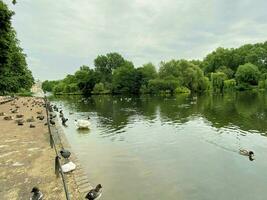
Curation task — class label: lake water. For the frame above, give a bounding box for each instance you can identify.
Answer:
[50,92,267,200]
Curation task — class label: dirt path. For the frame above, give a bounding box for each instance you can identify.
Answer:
[0,97,81,199]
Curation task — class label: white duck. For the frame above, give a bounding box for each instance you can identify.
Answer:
[75,119,91,129]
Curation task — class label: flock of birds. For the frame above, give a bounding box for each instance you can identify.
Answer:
[0,98,102,199]
[41,103,101,200]
[0,97,46,128]
[48,104,91,129]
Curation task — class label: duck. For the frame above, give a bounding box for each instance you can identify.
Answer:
[239,149,255,160]
[75,119,91,129]
[85,184,102,200]
[30,187,43,200]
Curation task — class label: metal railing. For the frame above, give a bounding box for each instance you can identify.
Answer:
[44,96,71,200]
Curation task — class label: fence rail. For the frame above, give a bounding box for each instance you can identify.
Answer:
[44,96,71,200]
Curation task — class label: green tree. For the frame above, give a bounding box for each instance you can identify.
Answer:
[211,72,227,93]
[112,62,141,94]
[0,1,33,94]
[94,52,126,83]
[235,63,260,90]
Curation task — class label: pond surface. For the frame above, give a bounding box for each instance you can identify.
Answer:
[50,92,267,200]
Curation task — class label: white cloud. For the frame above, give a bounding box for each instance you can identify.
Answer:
[4,0,267,80]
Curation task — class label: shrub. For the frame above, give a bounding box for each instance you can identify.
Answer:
[175,86,191,94]
[211,72,227,92]
[223,79,236,92]
[235,63,260,88]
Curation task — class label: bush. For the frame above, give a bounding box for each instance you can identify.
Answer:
[223,79,236,92]
[175,86,191,94]
[53,83,65,94]
[211,72,227,92]
[235,63,260,88]
[93,82,110,94]
[148,79,180,94]
[64,83,79,93]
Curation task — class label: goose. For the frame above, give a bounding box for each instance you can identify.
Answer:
[30,187,43,200]
[75,119,91,129]
[85,184,102,200]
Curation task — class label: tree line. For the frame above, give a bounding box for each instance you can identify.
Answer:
[0,1,34,95]
[43,41,267,95]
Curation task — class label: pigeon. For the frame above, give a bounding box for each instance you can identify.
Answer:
[0,112,5,116]
[30,187,43,200]
[37,115,45,120]
[61,117,68,126]
[26,116,35,122]
[60,149,71,159]
[50,119,55,125]
[11,109,18,113]
[85,184,102,200]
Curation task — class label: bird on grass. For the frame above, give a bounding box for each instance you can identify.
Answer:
[85,184,102,200]
[30,187,43,200]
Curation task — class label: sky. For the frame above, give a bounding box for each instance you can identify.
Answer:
[4,0,267,80]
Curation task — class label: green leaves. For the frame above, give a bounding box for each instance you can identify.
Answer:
[0,1,33,94]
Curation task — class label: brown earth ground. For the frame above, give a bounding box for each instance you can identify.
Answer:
[0,97,81,200]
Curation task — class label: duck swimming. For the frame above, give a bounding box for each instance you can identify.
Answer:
[85,184,102,200]
[239,149,255,160]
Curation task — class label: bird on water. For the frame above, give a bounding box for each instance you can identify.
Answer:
[30,187,43,200]
[239,149,255,161]
[85,184,103,200]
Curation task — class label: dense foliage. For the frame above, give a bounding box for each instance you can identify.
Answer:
[0,1,34,94]
[43,40,267,95]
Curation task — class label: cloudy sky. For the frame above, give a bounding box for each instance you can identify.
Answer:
[5,0,267,80]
